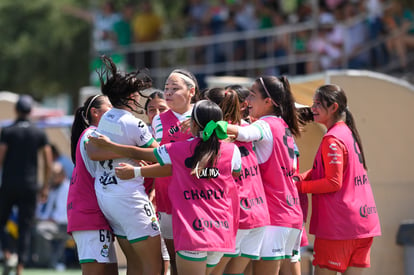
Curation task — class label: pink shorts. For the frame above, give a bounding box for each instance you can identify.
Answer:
[313,237,373,273]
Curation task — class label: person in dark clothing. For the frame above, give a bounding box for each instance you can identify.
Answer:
[0,95,53,275]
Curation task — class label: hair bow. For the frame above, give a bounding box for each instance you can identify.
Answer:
[202,121,228,141]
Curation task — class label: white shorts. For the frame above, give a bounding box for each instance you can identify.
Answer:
[72,230,117,264]
[177,250,224,267]
[96,192,160,242]
[291,225,304,262]
[158,212,173,239]
[224,227,266,260]
[259,226,301,260]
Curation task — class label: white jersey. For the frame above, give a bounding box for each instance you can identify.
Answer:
[80,127,98,177]
[236,115,275,164]
[94,108,155,196]
[152,109,192,143]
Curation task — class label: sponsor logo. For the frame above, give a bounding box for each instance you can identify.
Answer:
[168,125,179,135]
[192,218,229,232]
[328,260,341,267]
[99,171,118,186]
[286,195,300,206]
[281,166,295,177]
[240,196,265,210]
[360,204,377,218]
[137,121,145,128]
[195,167,220,179]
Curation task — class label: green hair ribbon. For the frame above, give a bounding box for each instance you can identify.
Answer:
[202,121,228,141]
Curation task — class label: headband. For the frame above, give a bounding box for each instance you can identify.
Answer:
[202,120,228,141]
[170,72,196,88]
[193,101,203,128]
[259,77,279,107]
[85,94,100,116]
[82,94,101,124]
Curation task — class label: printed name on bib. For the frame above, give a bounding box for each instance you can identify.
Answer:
[235,165,258,182]
[184,189,224,200]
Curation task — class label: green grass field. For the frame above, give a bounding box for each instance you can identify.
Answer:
[0,266,128,275]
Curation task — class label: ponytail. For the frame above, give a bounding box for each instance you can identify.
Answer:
[206,87,241,125]
[345,108,367,169]
[257,76,300,137]
[190,100,224,178]
[315,84,368,169]
[71,107,89,164]
[70,94,107,164]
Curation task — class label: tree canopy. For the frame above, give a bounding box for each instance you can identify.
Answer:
[0,0,91,102]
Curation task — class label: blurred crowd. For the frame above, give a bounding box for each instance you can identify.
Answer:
[66,0,414,76]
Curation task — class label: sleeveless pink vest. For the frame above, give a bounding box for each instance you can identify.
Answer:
[155,110,193,213]
[259,117,303,229]
[165,139,239,252]
[309,122,381,239]
[67,127,111,233]
[234,137,270,229]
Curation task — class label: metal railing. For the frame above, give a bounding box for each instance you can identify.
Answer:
[93,12,406,88]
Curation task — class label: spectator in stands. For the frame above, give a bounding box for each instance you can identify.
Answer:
[323,0,346,11]
[35,162,70,271]
[383,1,414,71]
[113,3,134,47]
[271,13,290,75]
[132,1,163,69]
[215,10,245,73]
[342,2,370,69]
[278,0,299,23]
[113,2,135,69]
[307,16,342,72]
[293,29,311,74]
[205,0,230,35]
[182,0,210,37]
[51,144,74,181]
[234,0,258,31]
[63,1,121,54]
[365,0,389,67]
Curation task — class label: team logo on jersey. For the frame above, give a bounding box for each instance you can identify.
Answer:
[151,217,159,231]
[101,244,109,257]
[329,143,338,151]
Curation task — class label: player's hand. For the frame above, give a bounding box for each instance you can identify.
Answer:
[180,118,191,134]
[115,163,136,180]
[88,132,112,148]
